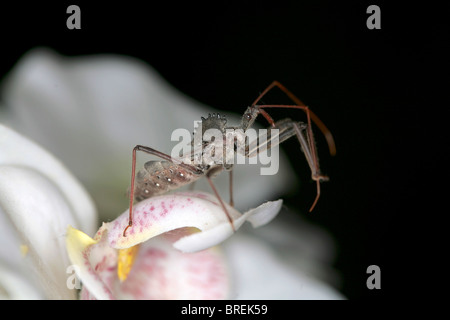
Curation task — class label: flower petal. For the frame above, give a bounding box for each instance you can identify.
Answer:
[0,166,79,299]
[0,124,97,236]
[0,262,43,299]
[0,124,98,299]
[106,192,282,252]
[68,225,231,300]
[173,198,283,252]
[224,234,345,299]
[116,235,230,299]
[66,226,116,300]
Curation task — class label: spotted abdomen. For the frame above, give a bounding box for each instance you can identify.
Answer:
[133,161,200,201]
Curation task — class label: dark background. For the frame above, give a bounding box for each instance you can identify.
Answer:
[0,1,443,299]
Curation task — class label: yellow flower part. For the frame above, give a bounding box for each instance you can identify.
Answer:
[117,245,140,282]
[20,244,29,257]
[66,226,97,255]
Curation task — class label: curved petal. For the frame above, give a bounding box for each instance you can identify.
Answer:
[173,198,283,252]
[0,124,97,235]
[66,226,116,300]
[0,166,79,299]
[106,192,283,252]
[0,124,98,299]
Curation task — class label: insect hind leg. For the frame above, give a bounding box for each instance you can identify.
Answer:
[252,81,336,156]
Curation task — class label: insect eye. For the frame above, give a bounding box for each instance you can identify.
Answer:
[245,113,252,120]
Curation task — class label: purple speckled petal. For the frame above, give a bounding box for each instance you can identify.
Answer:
[107,191,283,252]
[106,192,242,249]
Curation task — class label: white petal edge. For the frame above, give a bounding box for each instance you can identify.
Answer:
[173,199,283,252]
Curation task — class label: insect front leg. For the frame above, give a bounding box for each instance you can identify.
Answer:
[123,145,203,237]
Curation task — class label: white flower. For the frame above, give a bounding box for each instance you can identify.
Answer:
[1,49,344,299]
[66,191,283,299]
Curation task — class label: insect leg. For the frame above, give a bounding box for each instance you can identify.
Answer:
[245,119,328,211]
[251,104,330,208]
[228,170,234,207]
[252,81,336,156]
[205,171,236,232]
[123,145,202,237]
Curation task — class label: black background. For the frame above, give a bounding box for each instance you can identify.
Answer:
[0,1,443,300]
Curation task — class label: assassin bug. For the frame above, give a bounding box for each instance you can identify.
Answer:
[122,81,336,237]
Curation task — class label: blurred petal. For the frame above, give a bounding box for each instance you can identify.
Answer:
[105,191,282,252]
[0,124,97,235]
[0,263,43,299]
[224,234,345,299]
[0,124,98,299]
[243,210,341,287]
[0,166,77,299]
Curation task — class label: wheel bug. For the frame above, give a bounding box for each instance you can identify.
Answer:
[122,81,336,237]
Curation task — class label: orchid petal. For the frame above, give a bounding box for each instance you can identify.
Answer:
[116,235,230,299]
[66,226,116,300]
[67,225,230,300]
[0,124,98,299]
[0,166,78,299]
[66,191,281,300]
[0,262,43,299]
[105,192,282,252]
[0,124,97,236]
[173,198,283,252]
[224,234,345,299]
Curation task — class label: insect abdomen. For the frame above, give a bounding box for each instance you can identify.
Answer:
[134,161,200,201]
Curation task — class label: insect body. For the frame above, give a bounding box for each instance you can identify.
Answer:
[123,81,336,237]
[133,160,201,202]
